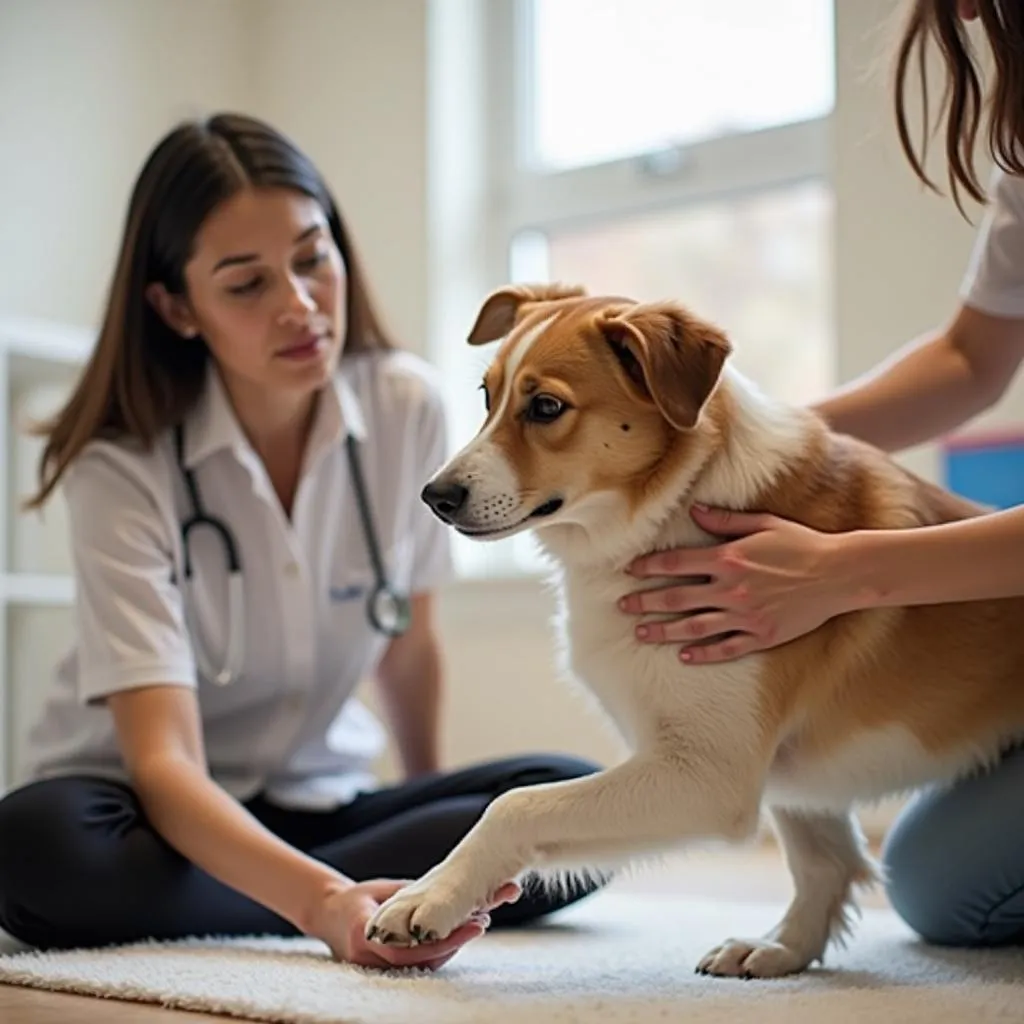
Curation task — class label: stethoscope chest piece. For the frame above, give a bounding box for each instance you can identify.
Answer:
[369,585,412,638]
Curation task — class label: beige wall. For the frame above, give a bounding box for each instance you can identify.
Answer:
[2,1,1021,832]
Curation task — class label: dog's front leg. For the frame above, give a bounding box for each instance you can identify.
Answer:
[365,753,760,947]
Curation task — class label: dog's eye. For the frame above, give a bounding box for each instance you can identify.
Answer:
[479,382,490,412]
[526,394,565,423]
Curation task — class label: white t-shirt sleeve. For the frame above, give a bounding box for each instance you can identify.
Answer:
[960,167,1024,318]
[63,446,196,704]
[407,377,456,594]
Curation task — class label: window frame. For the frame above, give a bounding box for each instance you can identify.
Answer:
[486,0,832,250]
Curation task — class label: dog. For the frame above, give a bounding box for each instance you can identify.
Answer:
[365,282,1024,977]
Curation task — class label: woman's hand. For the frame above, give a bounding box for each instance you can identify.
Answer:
[311,878,521,970]
[619,504,857,663]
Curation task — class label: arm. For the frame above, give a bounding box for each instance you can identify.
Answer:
[374,592,444,778]
[818,168,1024,450]
[107,684,348,935]
[835,503,1024,609]
[106,683,497,965]
[812,304,1024,451]
[67,453,342,931]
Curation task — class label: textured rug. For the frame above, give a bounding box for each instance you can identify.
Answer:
[1,892,1023,1023]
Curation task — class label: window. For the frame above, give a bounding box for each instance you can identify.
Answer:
[527,0,834,173]
[432,0,836,580]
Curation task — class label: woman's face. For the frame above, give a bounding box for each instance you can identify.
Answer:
[153,185,347,404]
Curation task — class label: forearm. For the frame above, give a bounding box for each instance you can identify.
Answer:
[812,329,991,452]
[376,636,443,778]
[835,504,1024,609]
[132,755,351,933]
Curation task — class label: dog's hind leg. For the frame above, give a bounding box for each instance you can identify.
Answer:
[698,807,881,979]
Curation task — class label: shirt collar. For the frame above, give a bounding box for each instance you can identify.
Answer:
[181,360,367,470]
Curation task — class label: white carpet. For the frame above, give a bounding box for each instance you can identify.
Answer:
[1,892,1023,1023]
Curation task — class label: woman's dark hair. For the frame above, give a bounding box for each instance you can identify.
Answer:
[27,111,395,509]
[894,0,1024,213]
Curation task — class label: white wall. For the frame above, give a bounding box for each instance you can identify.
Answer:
[248,0,432,357]
[0,0,254,328]
[2,1,1020,834]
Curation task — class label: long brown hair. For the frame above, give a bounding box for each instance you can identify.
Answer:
[894,0,1024,214]
[27,112,395,510]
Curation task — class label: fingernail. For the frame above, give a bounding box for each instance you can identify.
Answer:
[693,502,708,512]
[636,625,648,639]
[679,649,692,662]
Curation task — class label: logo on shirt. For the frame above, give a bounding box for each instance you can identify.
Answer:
[329,583,366,603]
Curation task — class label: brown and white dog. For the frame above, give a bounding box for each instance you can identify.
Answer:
[366,283,1024,977]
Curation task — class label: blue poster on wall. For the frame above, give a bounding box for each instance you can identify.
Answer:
[942,431,1024,510]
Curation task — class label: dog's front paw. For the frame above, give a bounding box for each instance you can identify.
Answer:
[365,873,481,947]
[696,937,815,979]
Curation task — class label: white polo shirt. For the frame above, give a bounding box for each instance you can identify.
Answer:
[961,166,1024,316]
[22,348,453,809]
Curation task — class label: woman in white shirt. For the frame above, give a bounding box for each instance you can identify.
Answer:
[0,112,602,968]
[620,0,1024,948]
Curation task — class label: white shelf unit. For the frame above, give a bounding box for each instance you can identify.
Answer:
[0,316,93,791]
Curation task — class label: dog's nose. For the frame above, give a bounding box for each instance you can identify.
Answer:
[421,480,469,520]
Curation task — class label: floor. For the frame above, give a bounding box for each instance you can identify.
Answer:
[0,838,893,1023]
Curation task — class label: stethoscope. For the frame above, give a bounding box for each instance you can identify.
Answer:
[173,423,412,687]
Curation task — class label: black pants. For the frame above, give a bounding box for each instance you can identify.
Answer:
[0,753,604,950]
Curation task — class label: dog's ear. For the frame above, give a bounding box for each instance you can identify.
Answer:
[596,302,732,430]
[467,282,587,345]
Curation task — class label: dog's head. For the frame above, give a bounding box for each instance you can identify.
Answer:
[421,283,732,542]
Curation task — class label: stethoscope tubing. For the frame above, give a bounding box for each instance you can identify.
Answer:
[173,419,410,687]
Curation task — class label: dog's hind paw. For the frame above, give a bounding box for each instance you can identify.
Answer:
[696,938,815,979]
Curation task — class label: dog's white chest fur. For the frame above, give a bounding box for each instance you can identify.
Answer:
[550,558,766,758]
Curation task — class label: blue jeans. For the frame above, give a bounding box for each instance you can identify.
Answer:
[883,745,1024,946]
